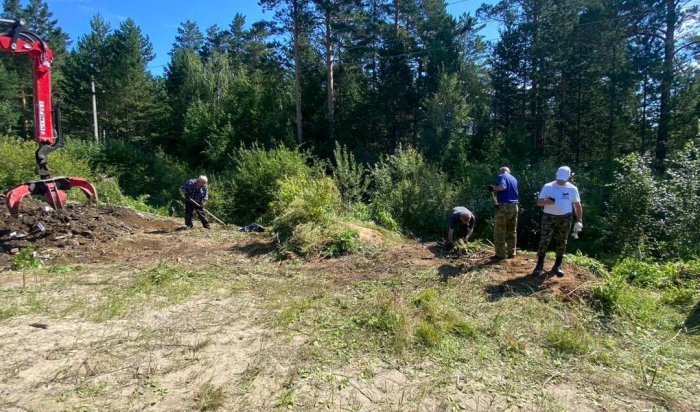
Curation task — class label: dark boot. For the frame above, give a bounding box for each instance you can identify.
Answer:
[532,255,545,277]
[552,255,565,277]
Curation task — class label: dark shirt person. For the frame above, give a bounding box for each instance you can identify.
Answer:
[180,176,210,229]
[446,206,475,249]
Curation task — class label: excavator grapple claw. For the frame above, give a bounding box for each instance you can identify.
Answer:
[1,19,99,216]
[5,177,98,216]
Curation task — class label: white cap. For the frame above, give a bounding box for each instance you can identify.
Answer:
[556,166,571,181]
[198,175,208,183]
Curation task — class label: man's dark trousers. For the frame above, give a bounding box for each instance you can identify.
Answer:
[185,200,210,228]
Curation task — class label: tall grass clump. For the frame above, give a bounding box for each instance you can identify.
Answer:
[371,147,455,237]
[591,257,698,328]
[271,173,358,257]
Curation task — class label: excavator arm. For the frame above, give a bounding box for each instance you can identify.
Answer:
[1,18,97,215]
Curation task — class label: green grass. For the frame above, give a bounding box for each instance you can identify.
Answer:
[0,235,698,409]
[249,256,700,410]
[0,262,243,323]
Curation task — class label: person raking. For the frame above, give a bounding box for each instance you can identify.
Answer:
[180,175,210,229]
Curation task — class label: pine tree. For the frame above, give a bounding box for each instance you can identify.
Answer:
[171,20,203,54]
[61,14,111,139]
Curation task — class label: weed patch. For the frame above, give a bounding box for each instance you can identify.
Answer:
[194,383,225,411]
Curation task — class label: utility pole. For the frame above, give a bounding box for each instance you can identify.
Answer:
[90,77,99,144]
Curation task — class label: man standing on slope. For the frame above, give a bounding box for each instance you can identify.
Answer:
[180,175,210,229]
[489,167,519,260]
[532,166,583,277]
[445,206,475,250]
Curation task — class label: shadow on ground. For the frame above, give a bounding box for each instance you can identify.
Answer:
[437,259,502,282]
[485,273,551,301]
[229,237,277,257]
[685,301,700,334]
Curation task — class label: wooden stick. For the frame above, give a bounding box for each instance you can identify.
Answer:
[187,199,228,226]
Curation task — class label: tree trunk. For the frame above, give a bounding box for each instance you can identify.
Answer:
[641,72,649,153]
[325,8,335,139]
[607,44,617,157]
[20,89,29,138]
[656,0,676,167]
[293,0,303,144]
[394,0,400,33]
[575,73,582,163]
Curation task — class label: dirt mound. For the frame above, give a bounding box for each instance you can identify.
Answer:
[0,202,179,267]
[437,251,597,301]
[346,223,384,245]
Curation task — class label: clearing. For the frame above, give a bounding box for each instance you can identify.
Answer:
[1,205,698,411]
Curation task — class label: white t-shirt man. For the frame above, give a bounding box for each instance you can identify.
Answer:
[538,181,580,216]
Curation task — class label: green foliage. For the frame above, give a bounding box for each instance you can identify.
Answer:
[371,147,455,237]
[88,141,190,209]
[0,137,92,190]
[271,175,339,240]
[592,257,698,327]
[605,146,700,260]
[270,173,358,257]
[565,252,608,277]
[331,143,369,206]
[227,145,312,224]
[11,247,42,270]
[544,326,593,357]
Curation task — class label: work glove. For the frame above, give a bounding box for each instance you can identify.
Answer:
[572,221,583,239]
[444,241,454,251]
[486,185,496,192]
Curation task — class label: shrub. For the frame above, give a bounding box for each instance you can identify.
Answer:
[604,146,700,260]
[228,145,313,224]
[0,137,93,190]
[11,247,42,270]
[88,142,191,209]
[332,143,369,207]
[371,147,455,237]
[271,175,341,242]
[612,259,672,289]
[270,174,359,257]
[566,252,608,277]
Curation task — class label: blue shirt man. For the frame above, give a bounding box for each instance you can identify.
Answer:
[495,169,519,204]
[491,167,519,259]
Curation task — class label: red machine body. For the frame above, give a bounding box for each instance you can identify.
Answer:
[1,19,97,215]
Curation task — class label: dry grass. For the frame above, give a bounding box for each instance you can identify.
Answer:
[0,227,698,411]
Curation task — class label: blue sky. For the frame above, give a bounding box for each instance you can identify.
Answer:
[45,0,499,75]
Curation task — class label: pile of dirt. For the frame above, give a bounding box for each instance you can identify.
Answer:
[0,203,179,265]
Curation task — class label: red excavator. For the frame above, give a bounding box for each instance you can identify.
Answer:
[1,18,97,215]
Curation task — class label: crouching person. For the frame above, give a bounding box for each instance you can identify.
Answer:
[446,206,475,250]
[532,167,583,277]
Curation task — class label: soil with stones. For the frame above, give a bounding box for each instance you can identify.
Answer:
[0,203,179,268]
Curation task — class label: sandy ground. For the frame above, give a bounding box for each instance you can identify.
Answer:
[2,206,676,411]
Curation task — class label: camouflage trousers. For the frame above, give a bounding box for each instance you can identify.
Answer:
[537,213,572,258]
[494,204,518,257]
